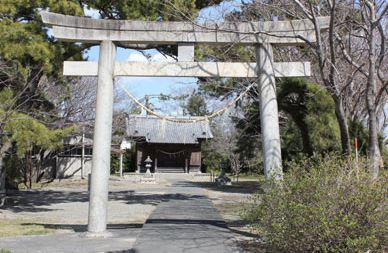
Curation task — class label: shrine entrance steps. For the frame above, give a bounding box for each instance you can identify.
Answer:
[157,167,185,173]
[123,173,213,183]
[157,173,212,182]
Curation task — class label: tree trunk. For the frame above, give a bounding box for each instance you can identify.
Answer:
[367,106,380,179]
[333,95,351,154]
[0,142,11,206]
[0,155,6,206]
[285,109,314,156]
[312,7,352,156]
[296,119,314,156]
[28,151,32,189]
[365,1,381,179]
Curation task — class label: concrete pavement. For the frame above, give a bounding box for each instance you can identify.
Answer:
[0,225,140,253]
[0,180,241,253]
[132,180,240,253]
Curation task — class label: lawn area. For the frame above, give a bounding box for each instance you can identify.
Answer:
[0,219,58,237]
[17,179,88,190]
[196,174,265,194]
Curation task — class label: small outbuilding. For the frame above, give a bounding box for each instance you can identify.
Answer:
[126,115,213,173]
[56,135,93,178]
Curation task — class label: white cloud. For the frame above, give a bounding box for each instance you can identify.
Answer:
[83,6,101,19]
[127,53,148,62]
[151,53,176,62]
[127,51,176,62]
[197,0,247,23]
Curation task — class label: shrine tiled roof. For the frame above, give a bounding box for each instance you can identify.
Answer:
[126,115,213,144]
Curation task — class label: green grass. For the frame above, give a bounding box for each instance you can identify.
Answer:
[214,202,247,217]
[0,249,12,253]
[0,219,57,237]
[18,179,88,190]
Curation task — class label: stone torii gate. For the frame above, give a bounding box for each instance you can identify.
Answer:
[41,11,329,236]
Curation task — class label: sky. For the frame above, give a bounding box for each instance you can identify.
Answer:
[85,47,197,100]
[83,0,246,114]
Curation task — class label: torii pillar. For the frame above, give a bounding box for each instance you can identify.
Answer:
[87,40,116,234]
[257,44,282,179]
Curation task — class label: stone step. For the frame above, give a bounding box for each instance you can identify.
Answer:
[157,167,185,173]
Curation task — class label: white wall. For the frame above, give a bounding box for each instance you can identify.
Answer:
[56,157,92,178]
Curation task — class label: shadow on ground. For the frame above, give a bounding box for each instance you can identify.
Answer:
[1,189,208,213]
[21,223,143,233]
[192,181,263,194]
[106,251,136,253]
[146,218,227,227]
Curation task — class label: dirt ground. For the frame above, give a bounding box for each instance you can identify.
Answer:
[1,176,265,252]
[0,177,168,237]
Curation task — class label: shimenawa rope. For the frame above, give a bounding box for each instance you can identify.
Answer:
[120,82,254,123]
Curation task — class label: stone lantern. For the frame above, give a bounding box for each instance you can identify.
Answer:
[144,156,153,174]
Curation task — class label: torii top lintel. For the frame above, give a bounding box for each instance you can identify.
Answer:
[41,11,329,45]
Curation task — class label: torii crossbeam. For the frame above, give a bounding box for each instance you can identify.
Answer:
[41,11,329,236]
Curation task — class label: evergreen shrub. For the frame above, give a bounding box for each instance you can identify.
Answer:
[244,156,387,252]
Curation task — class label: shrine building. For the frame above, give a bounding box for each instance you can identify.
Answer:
[126,115,213,173]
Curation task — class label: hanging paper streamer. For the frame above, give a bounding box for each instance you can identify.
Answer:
[157,149,186,157]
